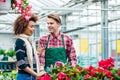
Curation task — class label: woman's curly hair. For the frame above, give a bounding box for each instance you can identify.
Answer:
[13,13,39,35]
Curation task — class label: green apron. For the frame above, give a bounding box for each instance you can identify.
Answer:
[45,35,67,70]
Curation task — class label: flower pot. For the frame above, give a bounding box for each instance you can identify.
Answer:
[2,55,8,61]
[0,0,11,15]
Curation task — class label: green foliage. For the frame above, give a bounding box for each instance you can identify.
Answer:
[6,48,16,57]
[48,61,120,80]
[0,48,15,57]
[114,74,120,80]
[0,71,17,80]
[11,0,14,5]
[0,48,6,56]
[0,48,5,55]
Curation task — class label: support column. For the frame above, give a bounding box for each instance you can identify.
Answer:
[101,0,109,60]
[33,25,40,40]
[61,15,67,32]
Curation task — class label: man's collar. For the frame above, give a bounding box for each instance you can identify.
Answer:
[49,32,61,39]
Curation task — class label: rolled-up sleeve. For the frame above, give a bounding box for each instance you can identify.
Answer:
[66,37,77,66]
[38,36,47,67]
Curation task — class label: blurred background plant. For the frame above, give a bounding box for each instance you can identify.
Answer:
[0,70,17,80]
[0,48,5,55]
[0,48,16,61]
[0,0,32,20]
[6,48,16,57]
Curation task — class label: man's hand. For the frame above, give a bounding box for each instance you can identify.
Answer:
[37,48,45,55]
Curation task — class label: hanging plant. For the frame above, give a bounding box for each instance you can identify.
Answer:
[0,0,32,20]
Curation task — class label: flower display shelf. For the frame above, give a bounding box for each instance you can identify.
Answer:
[0,61,16,72]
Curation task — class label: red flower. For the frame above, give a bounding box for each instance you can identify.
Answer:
[98,57,114,69]
[117,71,120,76]
[76,67,82,71]
[58,72,67,80]
[97,67,104,73]
[104,69,112,78]
[88,66,95,71]
[90,69,97,77]
[87,66,97,77]
[49,58,116,80]
[66,77,71,80]
[36,74,51,80]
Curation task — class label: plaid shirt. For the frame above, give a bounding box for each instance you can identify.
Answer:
[38,33,77,67]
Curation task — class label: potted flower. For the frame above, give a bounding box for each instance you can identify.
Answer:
[0,48,16,61]
[37,57,120,80]
[0,48,5,60]
[0,48,8,60]
[6,48,16,61]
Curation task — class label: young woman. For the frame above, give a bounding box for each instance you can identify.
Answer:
[13,13,46,80]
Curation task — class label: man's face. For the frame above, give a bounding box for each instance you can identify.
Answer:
[47,18,60,34]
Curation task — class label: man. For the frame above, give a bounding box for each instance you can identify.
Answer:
[38,13,77,70]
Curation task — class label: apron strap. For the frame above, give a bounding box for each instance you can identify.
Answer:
[61,35,65,49]
[46,35,50,49]
[46,35,65,49]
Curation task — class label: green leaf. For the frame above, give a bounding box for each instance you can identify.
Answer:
[0,48,5,55]
[51,73,57,80]
[71,76,77,80]
[79,75,84,80]
[89,77,98,80]
[111,69,117,74]
[114,74,120,80]
[11,0,14,5]
[103,77,109,80]
[6,48,16,57]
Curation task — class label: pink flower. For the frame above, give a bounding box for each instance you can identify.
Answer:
[24,12,31,21]
[84,74,90,79]
[55,61,64,67]
[0,0,6,2]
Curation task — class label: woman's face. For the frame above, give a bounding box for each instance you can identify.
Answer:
[23,21,35,36]
[47,18,60,34]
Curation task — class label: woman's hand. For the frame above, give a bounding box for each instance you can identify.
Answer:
[36,71,46,77]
